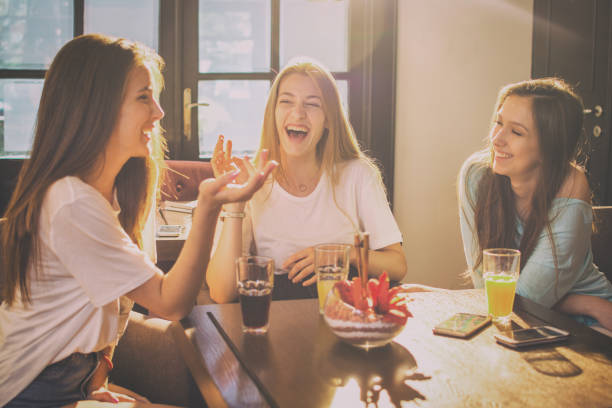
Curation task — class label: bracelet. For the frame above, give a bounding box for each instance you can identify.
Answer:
[220,210,245,221]
[100,353,114,371]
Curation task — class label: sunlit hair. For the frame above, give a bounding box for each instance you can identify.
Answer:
[464,77,585,272]
[260,57,382,188]
[1,34,166,305]
[258,58,384,231]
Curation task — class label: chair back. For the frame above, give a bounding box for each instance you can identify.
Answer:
[592,206,612,283]
[0,159,24,216]
[161,160,213,202]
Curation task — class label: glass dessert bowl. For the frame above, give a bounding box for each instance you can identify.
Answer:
[322,272,412,349]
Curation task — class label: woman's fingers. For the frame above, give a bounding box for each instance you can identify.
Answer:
[88,387,137,404]
[257,149,270,171]
[287,248,315,281]
[230,157,250,184]
[225,139,233,165]
[212,134,238,177]
[292,264,315,284]
[212,135,226,177]
[303,273,317,286]
[202,159,277,205]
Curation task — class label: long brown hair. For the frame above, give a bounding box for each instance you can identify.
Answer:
[467,78,585,271]
[1,34,166,305]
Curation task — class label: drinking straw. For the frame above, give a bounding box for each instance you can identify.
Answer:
[361,233,370,300]
[354,232,369,302]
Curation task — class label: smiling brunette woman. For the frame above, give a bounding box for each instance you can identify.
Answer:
[0,34,275,407]
[207,58,407,303]
[459,78,612,330]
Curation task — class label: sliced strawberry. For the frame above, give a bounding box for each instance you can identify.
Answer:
[388,286,402,299]
[382,308,408,325]
[367,278,379,308]
[334,280,354,306]
[377,272,390,313]
[389,302,413,318]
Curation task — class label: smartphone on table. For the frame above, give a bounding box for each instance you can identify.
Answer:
[156,224,183,237]
[433,313,492,338]
[494,326,570,349]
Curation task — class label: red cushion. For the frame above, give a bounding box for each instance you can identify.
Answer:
[161,160,213,202]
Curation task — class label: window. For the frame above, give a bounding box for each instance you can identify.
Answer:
[0,0,397,199]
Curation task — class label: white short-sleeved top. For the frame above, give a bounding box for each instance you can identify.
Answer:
[0,176,159,406]
[245,159,402,273]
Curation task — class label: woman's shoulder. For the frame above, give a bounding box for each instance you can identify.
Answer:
[556,165,591,203]
[44,176,107,216]
[458,151,490,199]
[47,176,97,202]
[339,157,381,179]
[459,151,489,180]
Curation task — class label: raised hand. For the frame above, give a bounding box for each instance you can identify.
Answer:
[211,134,234,176]
[199,153,277,210]
[212,134,250,185]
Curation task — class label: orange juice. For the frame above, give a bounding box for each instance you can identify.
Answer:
[484,273,517,319]
[316,266,345,313]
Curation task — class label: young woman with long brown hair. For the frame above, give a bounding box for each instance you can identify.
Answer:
[459,78,612,330]
[206,58,407,303]
[0,34,275,407]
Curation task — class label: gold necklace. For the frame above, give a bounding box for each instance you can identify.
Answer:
[282,171,321,195]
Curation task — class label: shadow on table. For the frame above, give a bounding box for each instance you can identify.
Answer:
[316,341,430,407]
[493,318,582,377]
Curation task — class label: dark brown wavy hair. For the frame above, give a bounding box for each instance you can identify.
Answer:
[1,34,166,306]
[468,78,585,271]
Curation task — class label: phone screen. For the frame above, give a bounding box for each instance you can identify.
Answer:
[510,327,562,341]
[433,313,491,337]
[157,224,183,237]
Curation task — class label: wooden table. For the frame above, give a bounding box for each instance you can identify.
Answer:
[171,290,612,408]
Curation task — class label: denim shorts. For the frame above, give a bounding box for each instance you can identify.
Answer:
[5,352,99,408]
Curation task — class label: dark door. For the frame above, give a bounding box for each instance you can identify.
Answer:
[532,0,611,204]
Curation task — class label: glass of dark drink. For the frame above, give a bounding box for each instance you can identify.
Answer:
[236,256,274,334]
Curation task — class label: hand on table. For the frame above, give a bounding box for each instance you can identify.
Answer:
[283,247,317,286]
[85,351,149,404]
[87,385,147,404]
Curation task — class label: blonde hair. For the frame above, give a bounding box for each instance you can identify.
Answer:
[256,58,386,233]
[260,57,383,191]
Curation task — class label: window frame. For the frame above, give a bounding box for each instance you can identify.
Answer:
[0,0,397,202]
[164,0,397,201]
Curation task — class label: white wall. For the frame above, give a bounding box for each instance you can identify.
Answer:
[394,0,533,288]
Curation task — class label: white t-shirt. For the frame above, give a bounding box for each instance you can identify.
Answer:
[245,159,402,273]
[0,176,159,405]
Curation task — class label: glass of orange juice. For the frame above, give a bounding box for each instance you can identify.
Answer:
[315,244,351,314]
[483,248,520,324]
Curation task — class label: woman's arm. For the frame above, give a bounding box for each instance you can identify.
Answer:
[205,202,246,303]
[457,157,486,288]
[556,293,612,330]
[516,170,594,308]
[350,242,407,282]
[205,137,260,303]
[286,242,407,286]
[128,163,275,319]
